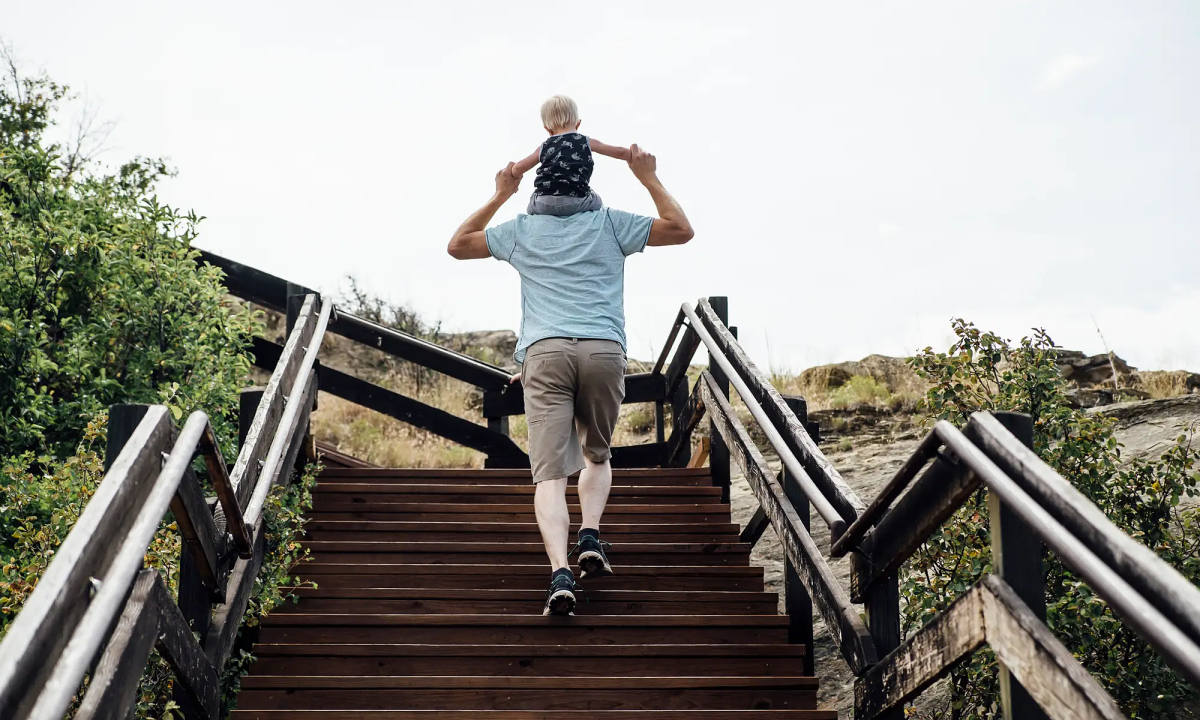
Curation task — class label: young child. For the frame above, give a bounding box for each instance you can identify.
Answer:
[511,95,631,216]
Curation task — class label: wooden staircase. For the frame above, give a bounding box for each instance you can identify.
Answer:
[230,466,834,718]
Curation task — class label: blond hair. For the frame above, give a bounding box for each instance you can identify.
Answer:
[540,95,579,131]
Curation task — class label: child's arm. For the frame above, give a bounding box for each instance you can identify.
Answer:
[589,139,632,162]
[511,147,541,177]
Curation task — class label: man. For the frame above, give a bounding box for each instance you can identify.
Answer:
[447,145,693,615]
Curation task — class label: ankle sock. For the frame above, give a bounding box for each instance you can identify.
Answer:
[552,567,574,582]
[578,527,600,542]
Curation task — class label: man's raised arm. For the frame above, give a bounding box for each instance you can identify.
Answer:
[447,163,521,260]
[628,144,694,247]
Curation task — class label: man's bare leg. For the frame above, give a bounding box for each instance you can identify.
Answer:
[576,457,614,578]
[578,456,613,530]
[534,477,571,571]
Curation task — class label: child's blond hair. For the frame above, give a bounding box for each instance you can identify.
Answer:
[540,95,579,131]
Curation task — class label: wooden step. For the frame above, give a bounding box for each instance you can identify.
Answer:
[249,646,804,676]
[232,712,837,719]
[282,589,778,615]
[297,564,765,591]
[307,503,728,515]
[315,468,713,485]
[235,676,817,710]
[303,541,751,567]
[304,521,741,535]
[313,484,723,498]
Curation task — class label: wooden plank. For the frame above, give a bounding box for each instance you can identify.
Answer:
[205,526,266,669]
[851,441,978,602]
[197,249,300,312]
[232,295,317,510]
[981,576,1125,720]
[316,441,377,468]
[651,308,686,375]
[688,436,711,468]
[149,574,221,720]
[261,614,789,628]
[855,582,987,720]
[198,416,251,553]
[74,570,160,720]
[288,588,773,602]
[780,396,815,677]
[666,377,706,467]
[241,675,816,690]
[300,541,750,554]
[312,467,712,479]
[739,506,770,546]
[234,686,816,712]
[230,711,837,720]
[303,520,739,534]
[831,430,941,558]
[254,625,789,646]
[968,410,1200,651]
[330,311,512,390]
[306,502,730,515]
[296,564,763,578]
[698,370,878,675]
[707,297,732,503]
[293,574,764,592]
[610,441,667,469]
[695,298,865,524]
[249,653,802,676]
[664,324,701,402]
[252,643,806,658]
[0,406,172,720]
[170,464,223,597]
[313,483,722,496]
[277,598,779,616]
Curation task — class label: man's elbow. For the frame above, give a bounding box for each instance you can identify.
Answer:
[447,236,468,260]
[671,220,695,245]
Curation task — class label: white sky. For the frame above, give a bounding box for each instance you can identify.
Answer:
[7,1,1198,371]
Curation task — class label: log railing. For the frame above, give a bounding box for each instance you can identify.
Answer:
[0,293,328,720]
[663,297,1200,719]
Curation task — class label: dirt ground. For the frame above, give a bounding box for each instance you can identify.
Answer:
[727,394,1200,717]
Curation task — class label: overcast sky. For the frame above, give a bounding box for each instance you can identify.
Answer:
[7,2,1198,371]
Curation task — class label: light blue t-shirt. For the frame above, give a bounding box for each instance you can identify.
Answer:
[485,208,653,363]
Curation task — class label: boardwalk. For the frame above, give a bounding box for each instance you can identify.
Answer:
[230,466,835,717]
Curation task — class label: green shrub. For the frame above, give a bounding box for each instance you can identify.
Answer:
[903,319,1200,719]
[0,50,314,717]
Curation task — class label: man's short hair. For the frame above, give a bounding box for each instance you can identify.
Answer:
[540,95,579,131]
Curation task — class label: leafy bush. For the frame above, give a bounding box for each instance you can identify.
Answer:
[0,49,315,717]
[903,319,1200,719]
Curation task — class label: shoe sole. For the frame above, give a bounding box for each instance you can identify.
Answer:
[543,588,576,616]
[578,550,613,580]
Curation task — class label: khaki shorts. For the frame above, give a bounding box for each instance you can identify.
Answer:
[521,338,626,483]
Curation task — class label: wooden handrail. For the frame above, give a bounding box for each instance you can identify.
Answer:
[682,303,848,541]
[0,293,327,720]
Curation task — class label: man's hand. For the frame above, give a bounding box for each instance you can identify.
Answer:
[496,162,520,198]
[628,144,657,183]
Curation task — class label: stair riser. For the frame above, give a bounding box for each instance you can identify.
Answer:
[304,532,740,543]
[247,656,806,676]
[306,513,731,522]
[234,688,816,711]
[304,553,750,566]
[256,627,789,645]
[275,600,779,615]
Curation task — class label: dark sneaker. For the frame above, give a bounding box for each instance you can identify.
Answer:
[543,572,577,616]
[573,535,613,580]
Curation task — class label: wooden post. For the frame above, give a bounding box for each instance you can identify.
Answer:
[707,297,731,502]
[989,411,1048,720]
[669,378,690,467]
[285,283,308,336]
[781,395,816,676]
[487,416,510,436]
[104,405,152,472]
[654,401,665,445]
[239,388,265,451]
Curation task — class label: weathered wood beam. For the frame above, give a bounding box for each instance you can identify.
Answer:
[73,570,161,720]
[0,407,172,720]
[205,526,267,669]
[982,576,1125,720]
[233,295,318,510]
[196,418,249,554]
[695,298,865,524]
[197,249,305,313]
[664,323,701,401]
[832,429,942,558]
[968,410,1200,651]
[664,375,705,467]
[169,463,224,598]
[739,506,770,547]
[851,435,978,603]
[699,370,877,674]
[651,308,686,376]
[329,311,513,390]
[149,575,220,720]
[855,582,987,719]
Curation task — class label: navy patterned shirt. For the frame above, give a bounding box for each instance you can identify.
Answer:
[534,133,593,198]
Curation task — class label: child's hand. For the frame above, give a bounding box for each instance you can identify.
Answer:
[628,144,657,182]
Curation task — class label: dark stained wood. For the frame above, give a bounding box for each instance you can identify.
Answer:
[708,297,732,504]
[740,506,771,546]
[981,576,1125,720]
[854,582,987,719]
[307,502,730,515]
[170,464,223,596]
[0,406,172,720]
[967,410,1200,652]
[197,416,249,556]
[256,625,789,646]
[665,374,706,467]
[780,396,816,677]
[664,324,701,406]
[611,441,668,468]
[312,467,712,480]
[314,482,722,496]
[205,527,266,668]
[148,573,221,720]
[74,570,161,720]
[987,412,1047,720]
[850,439,977,602]
[231,712,837,720]
[316,441,377,468]
[250,653,802,676]
[197,249,303,313]
[277,598,779,615]
[694,299,865,525]
[235,685,816,711]
[232,295,318,510]
[698,371,877,675]
[862,572,903,720]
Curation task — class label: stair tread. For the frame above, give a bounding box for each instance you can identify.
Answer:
[252,643,806,656]
[242,676,819,689]
[231,712,836,719]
